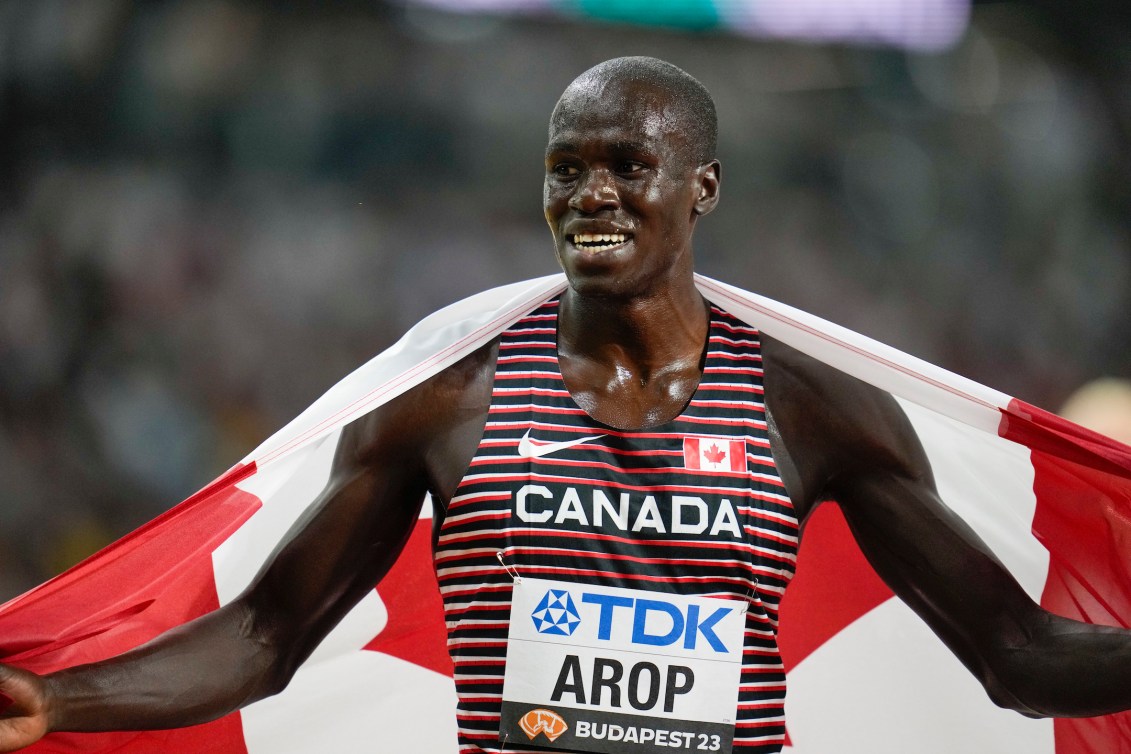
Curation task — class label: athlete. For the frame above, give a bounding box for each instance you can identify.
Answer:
[3,57,1131,754]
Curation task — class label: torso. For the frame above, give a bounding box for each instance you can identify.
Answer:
[432,298,798,754]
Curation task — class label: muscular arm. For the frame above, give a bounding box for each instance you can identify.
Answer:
[43,411,429,731]
[763,335,1131,718]
[0,341,496,746]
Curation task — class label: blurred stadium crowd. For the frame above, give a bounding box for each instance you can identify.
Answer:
[0,0,1129,601]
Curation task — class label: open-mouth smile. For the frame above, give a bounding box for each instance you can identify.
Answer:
[569,233,631,254]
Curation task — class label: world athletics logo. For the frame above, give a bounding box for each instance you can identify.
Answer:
[530,588,581,636]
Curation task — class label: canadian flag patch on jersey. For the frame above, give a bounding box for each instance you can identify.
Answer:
[683,437,745,472]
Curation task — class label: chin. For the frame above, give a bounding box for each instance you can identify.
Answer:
[557,249,627,297]
[555,239,677,301]
[561,265,665,302]
[564,276,631,299]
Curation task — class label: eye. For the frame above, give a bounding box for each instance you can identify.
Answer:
[552,163,580,177]
[616,161,645,175]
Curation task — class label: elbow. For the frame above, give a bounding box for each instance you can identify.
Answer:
[978,638,1093,719]
[229,598,301,705]
[969,608,1079,718]
[982,667,1052,719]
[255,657,296,702]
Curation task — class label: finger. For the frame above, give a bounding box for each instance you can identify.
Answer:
[0,717,37,753]
[0,664,17,716]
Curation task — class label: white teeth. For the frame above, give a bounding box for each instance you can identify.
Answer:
[571,233,627,249]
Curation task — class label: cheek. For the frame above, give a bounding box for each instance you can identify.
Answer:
[642,173,683,203]
[654,179,697,228]
[639,186,685,232]
[543,183,567,227]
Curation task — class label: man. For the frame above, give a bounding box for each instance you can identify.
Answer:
[1,56,1130,754]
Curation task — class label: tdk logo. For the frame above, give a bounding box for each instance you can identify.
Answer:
[583,594,733,653]
[531,588,732,653]
[532,589,582,636]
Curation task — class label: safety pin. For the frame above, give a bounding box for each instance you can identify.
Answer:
[496,550,521,583]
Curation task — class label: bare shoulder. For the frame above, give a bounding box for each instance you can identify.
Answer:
[335,338,499,505]
[760,334,933,519]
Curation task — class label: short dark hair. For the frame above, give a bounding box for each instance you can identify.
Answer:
[556,57,718,165]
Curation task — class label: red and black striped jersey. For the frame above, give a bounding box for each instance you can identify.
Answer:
[435,297,798,754]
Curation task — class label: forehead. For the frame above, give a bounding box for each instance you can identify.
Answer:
[547,78,690,155]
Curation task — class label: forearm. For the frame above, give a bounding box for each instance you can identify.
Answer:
[43,600,282,732]
[989,611,1131,718]
[34,393,438,735]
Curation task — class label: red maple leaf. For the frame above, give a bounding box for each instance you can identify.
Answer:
[703,443,727,465]
[366,518,452,677]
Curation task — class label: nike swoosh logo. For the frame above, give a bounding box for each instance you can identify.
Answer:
[516,429,605,459]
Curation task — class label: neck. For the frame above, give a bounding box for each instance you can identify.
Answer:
[558,272,708,379]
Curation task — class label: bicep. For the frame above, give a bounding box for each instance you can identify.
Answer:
[828,396,1040,690]
[767,340,1102,713]
[238,413,429,675]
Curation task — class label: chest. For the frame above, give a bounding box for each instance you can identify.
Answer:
[440,300,799,602]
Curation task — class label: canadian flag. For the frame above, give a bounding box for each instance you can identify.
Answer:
[1,274,1129,753]
[683,436,746,472]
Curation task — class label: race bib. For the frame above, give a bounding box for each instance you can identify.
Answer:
[500,578,745,754]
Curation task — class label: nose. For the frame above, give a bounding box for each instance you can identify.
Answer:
[568,168,619,214]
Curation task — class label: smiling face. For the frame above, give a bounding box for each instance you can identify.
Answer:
[544,73,720,299]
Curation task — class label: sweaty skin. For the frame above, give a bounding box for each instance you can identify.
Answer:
[3,58,1131,753]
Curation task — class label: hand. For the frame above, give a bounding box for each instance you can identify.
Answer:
[0,664,50,752]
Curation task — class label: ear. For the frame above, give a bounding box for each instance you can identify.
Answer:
[692,160,721,216]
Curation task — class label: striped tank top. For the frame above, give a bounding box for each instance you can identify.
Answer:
[434,298,798,754]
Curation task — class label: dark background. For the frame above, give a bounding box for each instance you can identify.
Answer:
[1,0,1128,601]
